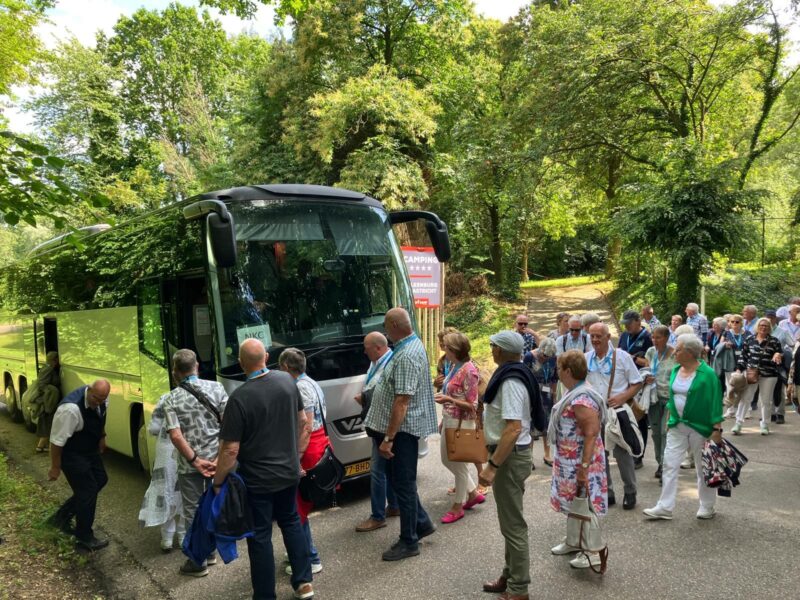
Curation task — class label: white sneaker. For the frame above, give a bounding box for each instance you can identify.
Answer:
[731,422,742,435]
[569,553,602,569]
[417,437,430,459]
[680,458,694,469]
[286,563,323,575]
[696,507,716,520]
[760,425,770,436]
[643,506,673,520]
[551,542,579,555]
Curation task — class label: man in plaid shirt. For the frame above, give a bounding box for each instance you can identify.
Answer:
[685,302,709,344]
[364,307,437,562]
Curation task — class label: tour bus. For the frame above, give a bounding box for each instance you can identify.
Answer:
[0,184,450,478]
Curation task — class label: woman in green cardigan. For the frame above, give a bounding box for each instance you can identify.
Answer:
[643,333,723,521]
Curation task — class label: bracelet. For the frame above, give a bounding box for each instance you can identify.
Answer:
[488,458,501,469]
[189,452,198,464]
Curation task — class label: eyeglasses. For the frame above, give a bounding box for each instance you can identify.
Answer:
[516,322,528,326]
[569,328,582,332]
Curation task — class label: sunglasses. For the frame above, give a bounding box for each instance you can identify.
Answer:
[570,328,582,332]
[730,320,742,323]
[516,322,528,326]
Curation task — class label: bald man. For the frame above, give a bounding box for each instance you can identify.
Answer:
[214,339,313,599]
[355,331,399,532]
[48,379,112,550]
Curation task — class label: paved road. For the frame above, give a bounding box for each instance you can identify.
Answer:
[2,401,800,600]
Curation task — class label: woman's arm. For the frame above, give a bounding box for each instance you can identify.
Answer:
[573,404,600,490]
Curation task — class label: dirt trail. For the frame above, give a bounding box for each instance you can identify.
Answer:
[522,282,621,338]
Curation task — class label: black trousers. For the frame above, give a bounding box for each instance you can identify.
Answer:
[55,452,108,541]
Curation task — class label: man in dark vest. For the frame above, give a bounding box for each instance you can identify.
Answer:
[47,379,111,550]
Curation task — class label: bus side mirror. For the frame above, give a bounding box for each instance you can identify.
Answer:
[388,210,451,263]
[183,199,238,268]
[207,212,237,268]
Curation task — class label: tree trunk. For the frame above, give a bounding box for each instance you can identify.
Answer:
[675,260,700,316]
[603,153,622,278]
[488,201,503,287]
[521,239,529,283]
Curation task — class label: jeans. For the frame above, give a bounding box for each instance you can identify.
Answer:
[648,396,669,467]
[56,452,108,541]
[384,431,433,548]
[370,437,398,521]
[247,485,311,600]
[301,519,320,565]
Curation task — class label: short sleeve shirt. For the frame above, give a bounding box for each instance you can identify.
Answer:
[364,334,438,438]
[296,374,326,432]
[484,379,531,446]
[163,379,227,474]
[585,347,643,401]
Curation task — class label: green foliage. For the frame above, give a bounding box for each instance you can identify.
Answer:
[0,0,51,96]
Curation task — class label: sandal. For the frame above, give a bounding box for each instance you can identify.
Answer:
[543,458,553,467]
[446,487,456,495]
[35,446,47,453]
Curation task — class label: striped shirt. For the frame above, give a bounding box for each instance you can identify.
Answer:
[364,334,438,438]
[737,335,783,377]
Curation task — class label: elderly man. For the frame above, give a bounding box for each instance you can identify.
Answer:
[776,296,800,322]
[685,303,709,344]
[555,315,589,355]
[581,313,600,334]
[480,331,545,600]
[742,305,758,334]
[47,379,111,550]
[586,323,643,509]
[162,349,228,577]
[619,311,654,469]
[641,305,661,332]
[778,305,800,342]
[365,307,437,562]
[514,314,539,353]
[213,339,313,600]
[355,331,400,532]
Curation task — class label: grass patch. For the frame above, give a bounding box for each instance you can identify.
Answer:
[0,451,104,599]
[521,274,605,289]
[446,295,526,369]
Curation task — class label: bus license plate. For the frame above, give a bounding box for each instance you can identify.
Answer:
[345,460,370,477]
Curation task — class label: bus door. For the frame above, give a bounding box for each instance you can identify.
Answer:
[162,274,215,381]
[34,317,59,371]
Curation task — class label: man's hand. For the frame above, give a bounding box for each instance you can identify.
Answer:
[379,440,394,459]
[634,356,647,367]
[48,466,60,481]
[478,465,496,487]
[354,393,363,406]
[607,394,626,408]
[195,458,216,478]
[644,375,655,385]
[99,437,107,454]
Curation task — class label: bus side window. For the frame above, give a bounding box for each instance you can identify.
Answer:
[137,283,167,368]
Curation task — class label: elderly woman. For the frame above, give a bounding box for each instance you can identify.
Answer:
[434,332,484,524]
[548,350,608,570]
[279,347,327,575]
[644,326,676,480]
[643,334,723,521]
[524,337,558,466]
[667,315,683,347]
[548,312,570,340]
[732,318,783,436]
[720,314,753,418]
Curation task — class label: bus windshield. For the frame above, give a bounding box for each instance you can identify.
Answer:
[209,200,414,376]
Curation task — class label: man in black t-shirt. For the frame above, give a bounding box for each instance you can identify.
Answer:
[213,339,314,600]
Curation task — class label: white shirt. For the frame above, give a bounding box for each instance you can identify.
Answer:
[484,379,531,446]
[671,372,696,418]
[50,389,106,447]
[585,346,643,401]
[556,332,589,355]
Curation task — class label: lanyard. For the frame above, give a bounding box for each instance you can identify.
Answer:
[442,361,464,395]
[181,375,199,384]
[541,361,553,384]
[247,367,269,380]
[366,350,393,385]
[566,334,583,350]
[384,334,418,369]
[652,348,668,376]
[731,332,743,349]
[589,351,613,376]
[442,358,453,377]
[625,329,645,353]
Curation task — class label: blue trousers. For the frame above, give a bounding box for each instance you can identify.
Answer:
[384,431,433,548]
[370,436,398,521]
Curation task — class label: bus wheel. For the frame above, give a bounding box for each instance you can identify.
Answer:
[136,413,150,472]
[3,385,22,423]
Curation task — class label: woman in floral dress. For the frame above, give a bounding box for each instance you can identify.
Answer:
[548,350,608,570]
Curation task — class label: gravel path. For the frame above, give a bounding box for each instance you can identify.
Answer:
[523,282,621,338]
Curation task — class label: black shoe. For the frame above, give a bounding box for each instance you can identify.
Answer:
[417,524,436,541]
[180,559,209,577]
[76,536,109,551]
[531,461,536,471]
[776,414,786,424]
[608,492,616,507]
[771,414,777,422]
[654,466,662,479]
[382,541,420,562]
[623,493,637,510]
[634,459,643,470]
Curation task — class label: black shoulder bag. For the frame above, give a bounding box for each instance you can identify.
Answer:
[298,382,345,506]
[180,382,222,424]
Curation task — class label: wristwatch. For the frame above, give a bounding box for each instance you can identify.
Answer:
[580,462,590,469]
[383,436,394,444]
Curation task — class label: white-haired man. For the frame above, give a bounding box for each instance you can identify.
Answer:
[742,305,758,335]
[684,303,709,344]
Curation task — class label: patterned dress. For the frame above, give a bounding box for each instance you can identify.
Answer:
[550,390,608,515]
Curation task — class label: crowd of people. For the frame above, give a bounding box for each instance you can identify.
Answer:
[31,297,800,600]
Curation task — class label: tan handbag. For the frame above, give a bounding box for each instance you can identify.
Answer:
[445,418,488,463]
[746,367,760,385]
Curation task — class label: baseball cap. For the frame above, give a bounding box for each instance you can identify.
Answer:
[489,331,524,354]
[765,309,777,318]
[621,310,641,325]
